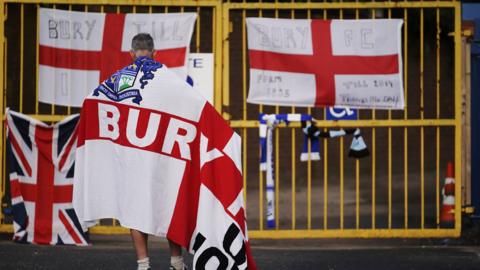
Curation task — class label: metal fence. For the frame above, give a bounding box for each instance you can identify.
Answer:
[0,0,463,238]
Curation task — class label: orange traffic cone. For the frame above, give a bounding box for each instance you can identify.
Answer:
[440,162,455,226]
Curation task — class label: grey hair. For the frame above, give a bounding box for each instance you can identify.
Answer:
[131,33,154,51]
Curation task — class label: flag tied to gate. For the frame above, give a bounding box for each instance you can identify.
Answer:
[246,18,404,109]
[39,8,196,107]
[6,109,88,245]
[73,56,256,269]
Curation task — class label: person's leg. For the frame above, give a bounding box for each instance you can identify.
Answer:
[169,240,182,257]
[130,229,150,270]
[169,239,186,270]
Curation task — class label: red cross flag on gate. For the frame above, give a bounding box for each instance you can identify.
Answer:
[38,8,196,107]
[246,18,404,109]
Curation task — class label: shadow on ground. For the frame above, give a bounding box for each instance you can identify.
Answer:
[1,232,480,270]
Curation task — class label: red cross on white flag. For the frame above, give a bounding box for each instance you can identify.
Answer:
[246,18,404,109]
[38,8,196,107]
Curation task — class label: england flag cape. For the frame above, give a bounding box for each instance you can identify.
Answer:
[73,56,256,269]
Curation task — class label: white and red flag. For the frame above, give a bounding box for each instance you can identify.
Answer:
[73,56,256,269]
[39,8,196,107]
[6,109,88,245]
[246,18,404,109]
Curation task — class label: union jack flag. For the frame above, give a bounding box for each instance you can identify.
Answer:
[6,109,88,245]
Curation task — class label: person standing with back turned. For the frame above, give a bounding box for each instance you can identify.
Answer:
[127,33,188,270]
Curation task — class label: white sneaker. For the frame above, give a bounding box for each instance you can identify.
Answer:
[169,264,188,270]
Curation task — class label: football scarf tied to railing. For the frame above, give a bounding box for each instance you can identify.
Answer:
[301,121,370,159]
[259,113,369,229]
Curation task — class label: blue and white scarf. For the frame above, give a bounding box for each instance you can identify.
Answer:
[259,114,369,228]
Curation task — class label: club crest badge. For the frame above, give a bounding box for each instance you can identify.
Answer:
[93,57,162,105]
[119,74,135,91]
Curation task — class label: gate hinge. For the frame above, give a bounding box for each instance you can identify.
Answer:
[448,30,474,37]
[462,206,475,214]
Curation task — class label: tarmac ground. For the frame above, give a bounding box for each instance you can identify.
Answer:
[1,233,480,270]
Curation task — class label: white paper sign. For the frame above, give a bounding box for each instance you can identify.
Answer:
[188,53,214,104]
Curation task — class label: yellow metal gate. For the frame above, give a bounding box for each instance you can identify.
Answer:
[223,0,462,238]
[0,0,463,238]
